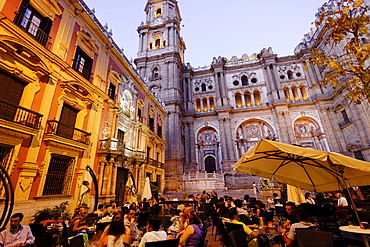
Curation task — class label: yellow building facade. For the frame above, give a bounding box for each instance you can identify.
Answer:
[0,0,165,224]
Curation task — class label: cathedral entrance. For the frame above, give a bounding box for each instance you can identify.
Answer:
[205,156,216,173]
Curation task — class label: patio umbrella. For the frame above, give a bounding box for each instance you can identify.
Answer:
[142,177,152,200]
[125,175,136,203]
[234,139,370,193]
[286,185,306,205]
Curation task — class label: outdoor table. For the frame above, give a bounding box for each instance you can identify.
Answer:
[340,226,370,247]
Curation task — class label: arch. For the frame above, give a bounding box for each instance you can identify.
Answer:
[209,96,215,110]
[202,97,208,111]
[283,86,291,101]
[293,117,326,150]
[253,89,262,105]
[299,84,308,100]
[201,83,206,92]
[235,92,242,108]
[291,85,299,101]
[241,75,248,86]
[155,38,160,48]
[195,98,201,112]
[235,118,276,158]
[155,7,162,17]
[287,70,293,79]
[204,156,216,173]
[152,67,159,78]
[244,91,252,106]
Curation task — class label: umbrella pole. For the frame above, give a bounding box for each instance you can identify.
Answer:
[339,175,361,224]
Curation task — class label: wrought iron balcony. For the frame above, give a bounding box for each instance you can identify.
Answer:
[98,139,146,160]
[13,11,51,48]
[0,100,42,129]
[45,120,91,144]
[147,158,164,169]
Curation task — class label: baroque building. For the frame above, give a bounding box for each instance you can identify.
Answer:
[0,0,165,224]
[135,0,370,192]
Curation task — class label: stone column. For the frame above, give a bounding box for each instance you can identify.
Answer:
[225,118,236,161]
[98,157,106,195]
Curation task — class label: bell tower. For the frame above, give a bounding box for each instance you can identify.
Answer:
[135,0,186,192]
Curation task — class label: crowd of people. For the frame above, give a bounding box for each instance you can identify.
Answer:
[0,188,360,247]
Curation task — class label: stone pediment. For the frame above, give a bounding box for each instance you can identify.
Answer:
[31,0,63,19]
[76,31,99,58]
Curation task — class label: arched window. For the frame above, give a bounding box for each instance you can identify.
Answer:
[162,40,166,47]
[149,42,153,50]
[241,75,248,86]
[201,83,206,92]
[287,70,293,80]
[283,86,291,101]
[202,97,208,111]
[196,98,201,112]
[291,85,299,100]
[156,8,162,17]
[253,90,262,105]
[209,96,215,111]
[235,92,242,108]
[244,91,252,106]
[155,39,160,48]
[152,67,159,78]
[300,84,308,100]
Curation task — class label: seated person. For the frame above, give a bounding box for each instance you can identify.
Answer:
[123,209,140,245]
[94,204,107,218]
[0,213,35,247]
[70,207,88,236]
[227,208,261,247]
[282,206,314,246]
[255,200,267,218]
[283,202,298,229]
[98,220,126,247]
[100,211,124,242]
[305,193,315,205]
[336,192,348,207]
[138,215,167,247]
[179,211,203,247]
[167,214,181,237]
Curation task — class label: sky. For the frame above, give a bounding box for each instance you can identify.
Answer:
[83,0,326,67]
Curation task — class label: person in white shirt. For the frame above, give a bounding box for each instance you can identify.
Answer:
[305,193,315,205]
[138,215,167,247]
[336,192,348,207]
[282,206,314,246]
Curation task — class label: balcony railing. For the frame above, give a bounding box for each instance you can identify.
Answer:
[13,12,51,48]
[147,158,164,168]
[98,139,146,160]
[0,100,42,129]
[339,118,353,128]
[45,120,91,145]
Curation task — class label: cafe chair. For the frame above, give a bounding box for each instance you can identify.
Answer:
[199,228,208,247]
[86,213,99,226]
[145,238,180,247]
[69,235,84,247]
[224,222,244,234]
[228,229,248,247]
[296,229,334,247]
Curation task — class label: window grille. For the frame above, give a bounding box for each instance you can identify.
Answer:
[42,154,75,196]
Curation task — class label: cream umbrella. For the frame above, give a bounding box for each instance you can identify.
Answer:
[234,139,370,192]
[286,184,306,205]
[142,177,152,200]
[234,138,370,235]
[125,175,136,203]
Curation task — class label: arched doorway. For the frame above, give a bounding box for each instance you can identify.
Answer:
[205,156,216,173]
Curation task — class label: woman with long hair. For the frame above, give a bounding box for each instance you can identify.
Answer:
[179,211,203,247]
[255,200,267,217]
[98,219,126,247]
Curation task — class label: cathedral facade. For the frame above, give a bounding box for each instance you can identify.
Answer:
[135,0,370,192]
